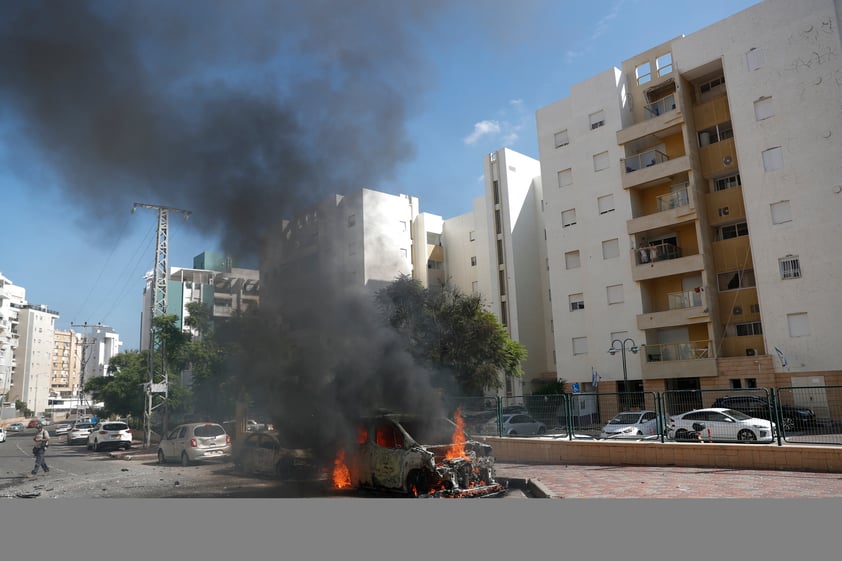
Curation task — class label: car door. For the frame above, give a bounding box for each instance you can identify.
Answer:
[703,411,734,440]
[161,426,186,460]
[640,411,658,435]
[251,433,279,474]
[509,414,534,435]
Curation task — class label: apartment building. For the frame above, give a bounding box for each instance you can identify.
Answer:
[140,252,259,352]
[535,0,842,403]
[8,303,58,416]
[0,272,25,402]
[51,329,83,397]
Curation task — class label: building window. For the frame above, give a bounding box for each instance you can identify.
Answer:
[469,230,476,241]
[656,52,673,77]
[736,321,763,336]
[399,248,407,259]
[635,62,651,85]
[569,293,584,311]
[699,75,725,95]
[730,379,742,389]
[754,96,774,121]
[400,221,407,232]
[762,147,784,171]
[347,214,356,227]
[572,336,588,356]
[589,110,605,130]
[565,250,581,270]
[471,281,478,295]
[470,256,477,267]
[787,312,810,337]
[562,209,577,227]
[597,194,615,214]
[718,222,748,240]
[558,168,573,188]
[771,201,792,224]
[779,255,801,279]
[714,173,742,192]
[718,269,756,291]
[606,284,624,304]
[554,129,569,148]
[746,47,766,71]
[602,238,620,259]
[593,151,609,172]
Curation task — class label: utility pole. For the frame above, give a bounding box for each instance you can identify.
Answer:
[132,203,191,448]
[69,322,102,419]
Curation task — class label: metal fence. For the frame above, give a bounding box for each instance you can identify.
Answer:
[448,385,842,447]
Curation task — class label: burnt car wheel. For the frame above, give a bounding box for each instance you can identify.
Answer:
[406,469,435,497]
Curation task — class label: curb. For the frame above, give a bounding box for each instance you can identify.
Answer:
[525,478,557,498]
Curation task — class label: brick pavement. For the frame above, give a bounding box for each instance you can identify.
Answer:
[494,462,842,498]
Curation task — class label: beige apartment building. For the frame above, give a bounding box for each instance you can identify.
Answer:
[535,0,842,404]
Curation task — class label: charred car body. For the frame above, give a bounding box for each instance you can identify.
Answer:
[338,411,506,498]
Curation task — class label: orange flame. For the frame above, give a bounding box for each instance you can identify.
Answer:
[332,449,351,489]
[445,406,467,460]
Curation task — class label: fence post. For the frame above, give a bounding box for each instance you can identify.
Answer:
[656,393,666,443]
[770,388,783,446]
[495,396,502,437]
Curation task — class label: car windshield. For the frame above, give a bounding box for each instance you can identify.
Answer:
[723,409,752,420]
[74,423,93,430]
[103,423,128,431]
[194,424,225,437]
[608,413,643,425]
[399,418,458,445]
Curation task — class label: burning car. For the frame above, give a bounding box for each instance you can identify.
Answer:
[332,409,506,498]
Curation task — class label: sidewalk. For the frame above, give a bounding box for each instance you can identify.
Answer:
[494,462,842,498]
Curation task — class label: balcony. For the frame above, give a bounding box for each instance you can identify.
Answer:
[641,339,718,379]
[637,289,708,330]
[632,243,703,282]
[634,240,681,265]
[622,152,691,190]
[644,94,676,120]
[624,149,668,173]
[627,182,697,234]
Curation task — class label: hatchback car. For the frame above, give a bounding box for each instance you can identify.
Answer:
[483,413,546,436]
[0,427,6,443]
[87,421,132,451]
[8,422,24,432]
[710,395,816,432]
[67,422,95,445]
[53,422,73,436]
[157,422,232,466]
[600,410,667,439]
[668,408,775,442]
[233,431,320,480]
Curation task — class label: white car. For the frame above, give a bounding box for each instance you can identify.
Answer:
[157,422,231,466]
[53,422,73,436]
[601,410,667,439]
[87,421,133,451]
[484,413,546,436]
[7,422,24,432]
[0,427,6,443]
[668,408,775,442]
[67,422,95,445]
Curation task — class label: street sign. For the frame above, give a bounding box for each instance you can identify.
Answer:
[150,383,168,393]
[571,383,581,393]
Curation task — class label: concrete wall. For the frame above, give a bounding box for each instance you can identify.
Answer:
[481,436,842,473]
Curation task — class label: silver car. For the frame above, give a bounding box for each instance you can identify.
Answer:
[157,422,232,466]
[67,422,95,445]
[600,411,668,439]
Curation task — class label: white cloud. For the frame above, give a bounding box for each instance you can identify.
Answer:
[463,120,501,145]
[591,0,624,41]
[509,98,524,109]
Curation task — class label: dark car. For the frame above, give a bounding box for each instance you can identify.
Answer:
[710,395,816,432]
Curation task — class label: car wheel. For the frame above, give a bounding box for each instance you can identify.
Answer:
[737,429,757,441]
[157,449,166,464]
[537,427,546,435]
[406,469,434,497]
[181,451,191,467]
[781,417,795,432]
[93,440,100,452]
[674,429,689,441]
[508,430,517,436]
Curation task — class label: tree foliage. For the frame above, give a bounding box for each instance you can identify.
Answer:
[376,274,526,396]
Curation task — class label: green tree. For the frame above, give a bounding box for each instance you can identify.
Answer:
[376,274,527,396]
[15,399,33,418]
[85,350,148,419]
[183,302,237,421]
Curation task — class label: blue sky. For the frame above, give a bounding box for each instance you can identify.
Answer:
[0,1,759,351]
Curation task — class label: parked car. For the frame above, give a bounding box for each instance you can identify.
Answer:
[600,410,667,439]
[342,411,506,497]
[232,431,321,480]
[157,422,231,466]
[7,422,25,432]
[27,419,41,428]
[66,422,95,445]
[668,408,775,442]
[87,420,133,451]
[710,395,816,432]
[0,427,6,443]
[484,413,546,436]
[53,422,73,436]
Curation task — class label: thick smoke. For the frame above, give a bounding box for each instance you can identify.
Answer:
[0,1,458,464]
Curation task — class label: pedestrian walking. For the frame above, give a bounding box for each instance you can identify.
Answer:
[31,422,50,475]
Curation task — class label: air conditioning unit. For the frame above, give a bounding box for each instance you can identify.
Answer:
[745,348,757,356]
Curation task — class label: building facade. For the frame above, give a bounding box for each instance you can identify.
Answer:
[535,0,842,404]
[0,273,25,403]
[8,304,59,416]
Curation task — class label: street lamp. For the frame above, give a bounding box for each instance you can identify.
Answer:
[607,338,639,390]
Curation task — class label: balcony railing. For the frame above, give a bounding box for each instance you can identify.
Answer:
[656,183,689,211]
[635,241,682,265]
[644,340,711,363]
[667,289,703,310]
[624,149,668,173]
[644,94,676,119]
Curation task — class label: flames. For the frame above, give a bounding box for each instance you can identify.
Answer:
[444,406,467,460]
[332,449,351,489]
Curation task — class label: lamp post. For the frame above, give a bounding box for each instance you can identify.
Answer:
[608,337,639,391]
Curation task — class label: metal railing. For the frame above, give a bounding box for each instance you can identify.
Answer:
[656,183,689,211]
[667,289,703,310]
[448,385,842,446]
[634,241,681,265]
[623,149,668,173]
[644,94,676,119]
[643,340,711,362]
